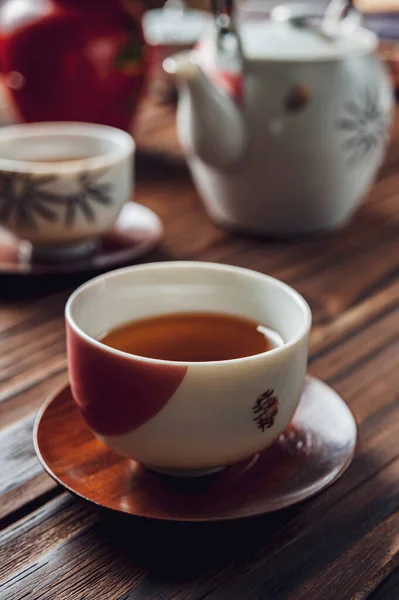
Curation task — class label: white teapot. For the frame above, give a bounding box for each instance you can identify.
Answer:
[165,1,394,235]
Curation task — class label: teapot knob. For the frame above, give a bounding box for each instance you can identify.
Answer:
[211,0,234,21]
[211,0,237,39]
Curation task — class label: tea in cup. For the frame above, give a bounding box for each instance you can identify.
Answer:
[66,262,311,475]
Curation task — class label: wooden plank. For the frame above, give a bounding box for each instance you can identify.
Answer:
[0,294,67,411]
[1,410,399,600]
[310,308,398,384]
[310,279,399,354]
[293,511,399,600]
[0,368,67,431]
[0,353,67,406]
[368,568,399,600]
[0,415,44,498]
[0,274,397,525]
[197,459,399,600]
[0,496,97,584]
[0,412,59,521]
[0,292,67,335]
[0,306,398,599]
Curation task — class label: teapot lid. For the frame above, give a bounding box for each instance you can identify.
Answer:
[143,6,211,46]
[231,4,377,61]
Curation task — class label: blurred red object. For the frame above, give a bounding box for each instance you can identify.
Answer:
[0,0,148,131]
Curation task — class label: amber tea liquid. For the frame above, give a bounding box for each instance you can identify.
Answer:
[101,312,283,362]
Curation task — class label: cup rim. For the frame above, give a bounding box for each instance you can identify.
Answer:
[0,122,135,174]
[66,262,312,367]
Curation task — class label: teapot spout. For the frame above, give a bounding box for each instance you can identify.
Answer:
[164,51,246,169]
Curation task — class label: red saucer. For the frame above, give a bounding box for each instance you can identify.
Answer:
[0,202,163,276]
[34,376,357,522]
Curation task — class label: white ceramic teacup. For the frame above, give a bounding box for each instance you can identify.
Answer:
[66,262,311,475]
[0,122,134,260]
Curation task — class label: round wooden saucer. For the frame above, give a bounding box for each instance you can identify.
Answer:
[34,376,357,522]
[0,202,163,277]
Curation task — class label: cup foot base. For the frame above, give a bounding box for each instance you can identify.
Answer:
[206,209,356,239]
[22,240,99,264]
[143,464,227,478]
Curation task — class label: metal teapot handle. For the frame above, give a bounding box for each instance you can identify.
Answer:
[210,0,244,74]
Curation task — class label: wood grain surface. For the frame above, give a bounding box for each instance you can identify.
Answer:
[0,99,398,600]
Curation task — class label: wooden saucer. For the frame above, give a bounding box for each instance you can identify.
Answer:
[0,202,163,277]
[34,376,357,521]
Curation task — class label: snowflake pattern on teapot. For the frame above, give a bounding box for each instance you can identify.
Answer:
[337,87,391,164]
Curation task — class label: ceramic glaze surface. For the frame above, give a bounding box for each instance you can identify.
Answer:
[0,122,134,248]
[240,20,376,60]
[66,262,311,471]
[167,14,394,235]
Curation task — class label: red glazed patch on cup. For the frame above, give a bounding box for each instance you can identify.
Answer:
[67,323,188,436]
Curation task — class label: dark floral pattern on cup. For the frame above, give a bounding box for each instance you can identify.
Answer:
[337,87,390,163]
[252,390,278,432]
[0,169,113,229]
[0,173,58,228]
[63,172,113,227]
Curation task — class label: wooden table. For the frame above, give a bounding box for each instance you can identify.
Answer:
[0,100,399,600]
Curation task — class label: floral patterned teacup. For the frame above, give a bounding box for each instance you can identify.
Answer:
[66,262,312,476]
[0,122,134,261]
